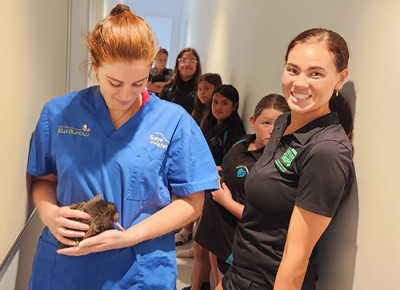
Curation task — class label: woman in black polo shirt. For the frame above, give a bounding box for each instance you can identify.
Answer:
[219,28,355,290]
[195,94,290,282]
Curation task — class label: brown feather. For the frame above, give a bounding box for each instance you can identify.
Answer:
[57,195,119,249]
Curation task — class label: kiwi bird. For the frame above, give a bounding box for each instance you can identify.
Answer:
[58,195,123,249]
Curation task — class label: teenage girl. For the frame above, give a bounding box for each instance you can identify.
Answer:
[203,85,246,166]
[192,73,223,128]
[175,73,223,249]
[184,85,246,290]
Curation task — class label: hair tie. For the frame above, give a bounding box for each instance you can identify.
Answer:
[110,4,130,16]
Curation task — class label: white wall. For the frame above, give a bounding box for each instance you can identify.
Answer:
[186,0,400,289]
[113,0,187,68]
[0,0,68,288]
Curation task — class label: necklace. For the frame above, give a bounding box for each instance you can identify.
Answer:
[111,94,142,129]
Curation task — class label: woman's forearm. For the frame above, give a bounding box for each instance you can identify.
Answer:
[31,175,59,225]
[124,191,205,246]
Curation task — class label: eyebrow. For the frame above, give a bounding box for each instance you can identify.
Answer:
[106,75,148,84]
[286,63,327,71]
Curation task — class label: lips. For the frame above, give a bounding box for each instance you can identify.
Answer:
[117,100,133,106]
[292,93,311,100]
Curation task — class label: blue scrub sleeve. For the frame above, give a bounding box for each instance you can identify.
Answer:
[165,115,218,197]
[27,104,56,176]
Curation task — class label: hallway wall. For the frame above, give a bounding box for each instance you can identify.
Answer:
[185,0,400,289]
[0,1,68,287]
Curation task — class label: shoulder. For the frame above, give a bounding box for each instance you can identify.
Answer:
[299,134,353,179]
[44,87,95,113]
[228,120,246,137]
[311,123,353,153]
[231,134,254,148]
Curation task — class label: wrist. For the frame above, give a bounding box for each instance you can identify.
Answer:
[123,225,145,247]
[37,202,58,225]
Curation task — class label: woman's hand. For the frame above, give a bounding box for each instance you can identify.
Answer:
[45,205,91,248]
[31,175,91,247]
[57,228,129,256]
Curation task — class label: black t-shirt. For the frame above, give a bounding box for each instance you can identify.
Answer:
[205,122,246,166]
[195,134,263,262]
[231,112,354,288]
[159,79,196,114]
[148,68,172,83]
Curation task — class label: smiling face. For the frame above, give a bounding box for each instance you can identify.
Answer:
[178,51,198,81]
[94,60,150,114]
[211,93,237,124]
[197,80,216,105]
[250,108,284,149]
[281,40,348,124]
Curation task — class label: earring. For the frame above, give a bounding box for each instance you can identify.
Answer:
[335,89,339,97]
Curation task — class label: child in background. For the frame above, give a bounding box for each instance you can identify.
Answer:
[175,73,223,250]
[203,85,246,166]
[183,85,245,290]
[192,73,223,129]
[147,48,172,95]
[195,94,290,284]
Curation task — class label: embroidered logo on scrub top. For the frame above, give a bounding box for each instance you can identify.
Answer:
[57,124,91,137]
[150,132,170,149]
[275,147,297,173]
[236,165,249,177]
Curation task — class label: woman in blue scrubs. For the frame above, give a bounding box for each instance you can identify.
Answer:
[27,4,218,289]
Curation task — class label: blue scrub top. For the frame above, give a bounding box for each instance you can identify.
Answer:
[27,86,219,289]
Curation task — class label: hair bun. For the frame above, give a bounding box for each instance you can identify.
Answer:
[110,4,131,16]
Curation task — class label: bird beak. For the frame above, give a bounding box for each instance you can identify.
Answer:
[114,221,125,231]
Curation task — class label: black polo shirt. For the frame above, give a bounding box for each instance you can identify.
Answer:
[195,134,263,262]
[230,112,354,288]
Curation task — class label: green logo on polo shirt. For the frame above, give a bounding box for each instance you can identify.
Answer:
[275,147,297,173]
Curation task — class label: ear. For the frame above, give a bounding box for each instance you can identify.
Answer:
[336,68,349,90]
[249,115,256,131]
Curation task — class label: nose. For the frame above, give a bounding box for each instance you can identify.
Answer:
[267,125,274,136]
[293,73,309,87]
[213,103,221,110]
[120,87,133,101]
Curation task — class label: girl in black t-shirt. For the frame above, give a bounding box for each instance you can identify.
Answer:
[175,73,223,258]
[195,94,290,283]
[192,73,223,129]
[183,85,245,290]
[202,84,246,166]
